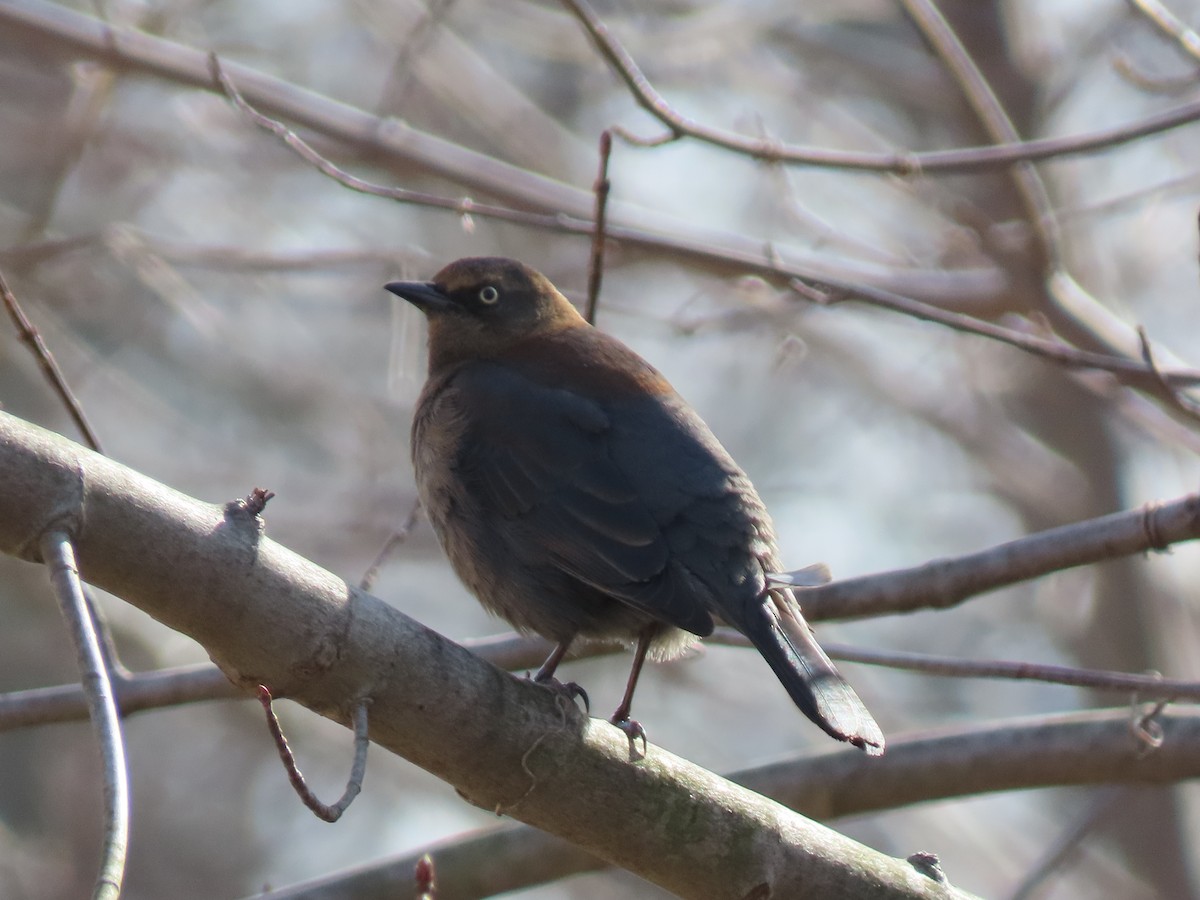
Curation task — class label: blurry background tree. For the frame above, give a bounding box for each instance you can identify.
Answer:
[2,0,1200,897]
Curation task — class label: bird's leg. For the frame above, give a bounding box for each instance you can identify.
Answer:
[610,627,654,753]
[531,638,589,714]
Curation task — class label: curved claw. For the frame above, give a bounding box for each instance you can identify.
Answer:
[612,716,647,756]
[530,672,590,715]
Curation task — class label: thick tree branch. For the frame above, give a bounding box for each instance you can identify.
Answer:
[255,708,1200,899]
[0,411,967,899]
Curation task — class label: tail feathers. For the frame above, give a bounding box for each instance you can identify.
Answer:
[746,590,885,756]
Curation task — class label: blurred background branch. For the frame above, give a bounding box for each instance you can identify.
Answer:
[3,0,1200,897]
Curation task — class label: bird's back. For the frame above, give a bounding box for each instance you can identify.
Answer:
[412,324,780,645]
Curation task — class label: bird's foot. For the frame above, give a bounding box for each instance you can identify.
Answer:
[611,715,648,757]
[530,672,590,715]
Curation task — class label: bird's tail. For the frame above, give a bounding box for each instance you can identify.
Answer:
[745,588,885,755]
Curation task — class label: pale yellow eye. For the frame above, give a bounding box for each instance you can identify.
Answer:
[479,285,500,304]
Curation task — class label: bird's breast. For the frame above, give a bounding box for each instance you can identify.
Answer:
[411,375,472,538]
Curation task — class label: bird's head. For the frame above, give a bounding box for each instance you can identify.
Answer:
[386,257,587,372]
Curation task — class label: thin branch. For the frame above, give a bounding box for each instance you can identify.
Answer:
[584,130,613,325]
[0,268,102,452]
[359,497,421,592]
[0,0,1011,309]
[890,0,1200,423]
[1128,0,1200,63]
[208,48,1200,398]
[789,491,1200,621]
[899,0,1062,268]
[40,529,128,900]
[9,485,1200,735]
[208,49,1200,415]
[558,0,1200,173]
[1138,325,1200,419]
[790,276,1200,389]
[207,54,573,233]
[258,687,370,823]
[713,631,1200,702]
[0,663,238,732]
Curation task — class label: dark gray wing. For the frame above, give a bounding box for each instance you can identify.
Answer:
[451,363,716,636]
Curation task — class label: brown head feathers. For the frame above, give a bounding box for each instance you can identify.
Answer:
[386,257,587,373]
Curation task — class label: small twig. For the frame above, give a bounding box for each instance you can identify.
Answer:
[0,268,102,452]
[82,586,128,681]
[41,530,128,900]
[208,53,587,236]
[791,276,1200,389]
[0,664,238,733]
[585,130,613,325]
[359,498,422,592]
[1137,325,1200,420]
[558,0,1200,173]
[208,44,1200,404]
[610,124,679,147]
[899,0,1062,268]
[1112,51,1200,94]
[817,640,1200,701]
[1128,0,1200,63]
[258,686,370,822]
[239,486,276,516]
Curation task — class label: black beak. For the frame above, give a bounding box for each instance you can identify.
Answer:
[384,280,455,313]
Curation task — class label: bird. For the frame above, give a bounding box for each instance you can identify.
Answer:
[386,257,884,755]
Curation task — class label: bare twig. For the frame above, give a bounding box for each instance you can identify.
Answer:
[0,269,102,451]
[0,0,1195,178]
[789,491,1200,621]
[1138,325,1200,419]
[0,663,238,732]
[584,130,613,325]
[0,1,1011,309]
[558,0,1200,173]
[1128,0,1200,63]
[791,276,1200,389]
[211,43,1200,397]
[207,54,575,234]
[40,530,128,900]
[713,631,1200,702]
[1112,51,1199,94]
[258,686,370,823]
[359,498,422,592]
[899,0,1062,268]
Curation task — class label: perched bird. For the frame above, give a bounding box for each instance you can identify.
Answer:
[386,258,884,755]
